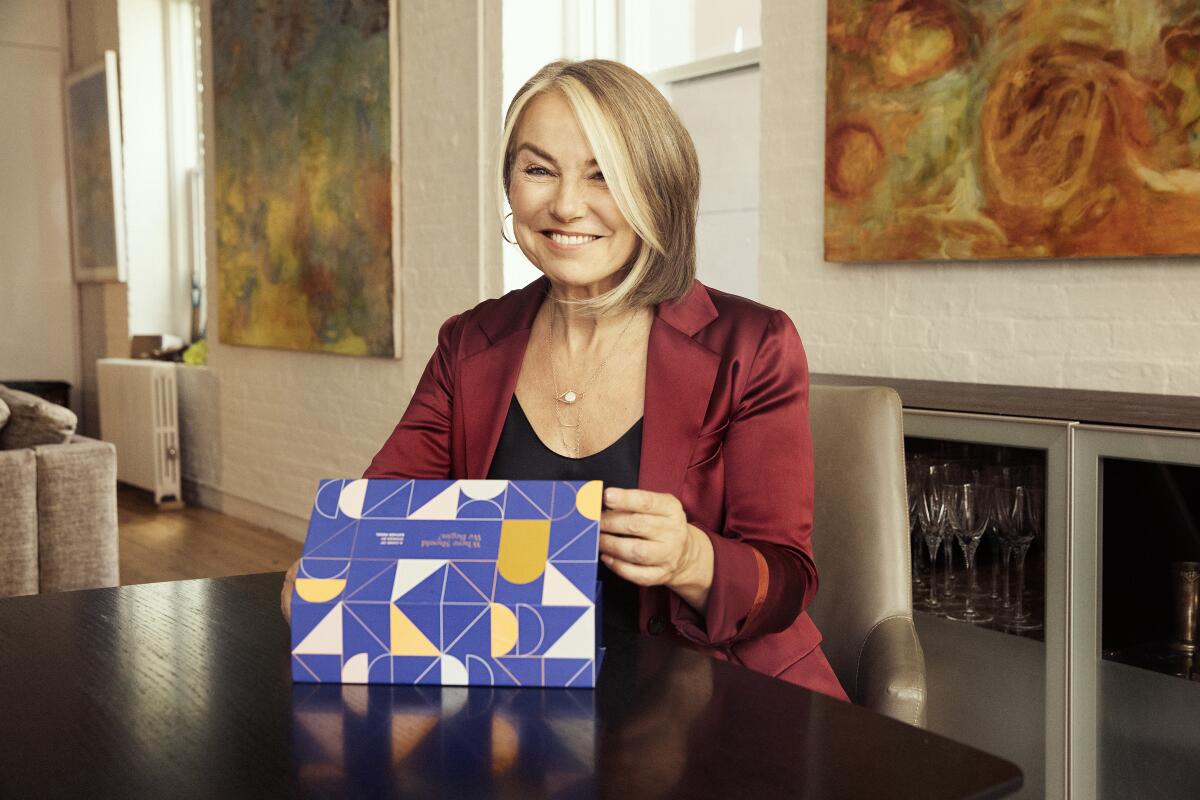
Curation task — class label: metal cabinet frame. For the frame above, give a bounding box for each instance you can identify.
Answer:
[905,410,1072,800]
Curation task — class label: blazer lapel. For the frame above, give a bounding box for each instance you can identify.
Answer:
[461,279,547,478]
[639,282,720,498]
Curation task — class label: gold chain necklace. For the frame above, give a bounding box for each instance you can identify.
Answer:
[547,301,639,457]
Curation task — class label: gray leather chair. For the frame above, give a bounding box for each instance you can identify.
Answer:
[806,384,927,726]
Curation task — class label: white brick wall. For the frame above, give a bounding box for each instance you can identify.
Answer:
[192,0,501,538]
[760,1,1200,396]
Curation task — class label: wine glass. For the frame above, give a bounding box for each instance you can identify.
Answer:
[944,482,994,624]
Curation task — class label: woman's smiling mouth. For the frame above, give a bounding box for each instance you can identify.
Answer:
[543,230,602,247]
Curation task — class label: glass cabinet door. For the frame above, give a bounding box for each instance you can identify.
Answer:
[904,411,1072,800]
[1072,426,1200,800]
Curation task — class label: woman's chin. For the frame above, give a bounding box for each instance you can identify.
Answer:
[538,262,627,295]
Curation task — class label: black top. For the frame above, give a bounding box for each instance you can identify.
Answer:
[487,395,642,634]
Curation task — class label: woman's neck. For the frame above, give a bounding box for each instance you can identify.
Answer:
[544,275,646,353]
[549,298,646,354]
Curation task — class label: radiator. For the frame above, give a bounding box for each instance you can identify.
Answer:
[97,358,183,507]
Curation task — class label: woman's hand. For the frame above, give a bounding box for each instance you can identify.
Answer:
[281,558,300,623]
[599,487,714,614]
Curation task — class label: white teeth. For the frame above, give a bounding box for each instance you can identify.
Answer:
[548,232,599,245]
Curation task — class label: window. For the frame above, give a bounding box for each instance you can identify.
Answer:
[164,0,206,340]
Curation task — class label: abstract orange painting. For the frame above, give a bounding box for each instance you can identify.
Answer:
[825,1,1200,261]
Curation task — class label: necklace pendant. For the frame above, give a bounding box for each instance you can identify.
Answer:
[556,390,579,404]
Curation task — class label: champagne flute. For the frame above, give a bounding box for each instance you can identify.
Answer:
[915,466,949,612]
[936,461,967,603]
[1002,483,1044,632]
[991,486,1019,610]
[981,465,1014,603]
[906,457,928,590]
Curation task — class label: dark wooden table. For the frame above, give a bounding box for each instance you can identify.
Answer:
[0,573,1021,798]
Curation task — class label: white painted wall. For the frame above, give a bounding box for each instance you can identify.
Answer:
[671,66,759,300]
[0,0,80,400]
[760,1,1200,395]
[191,0,501,538]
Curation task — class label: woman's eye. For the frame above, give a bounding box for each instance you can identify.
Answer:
[591,172,606,182]
[524,165,552,177]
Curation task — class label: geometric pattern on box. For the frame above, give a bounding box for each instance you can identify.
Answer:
[291,479,604,688]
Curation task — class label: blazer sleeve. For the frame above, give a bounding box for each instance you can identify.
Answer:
[363,314,461,479]
[670,309,819,646]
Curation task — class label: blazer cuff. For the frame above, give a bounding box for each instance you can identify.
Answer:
[669,528,766,647]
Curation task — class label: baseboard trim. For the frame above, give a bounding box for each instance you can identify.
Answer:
[183,479,307,542]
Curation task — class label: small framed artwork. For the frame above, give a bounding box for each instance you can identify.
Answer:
[64,50,127,283]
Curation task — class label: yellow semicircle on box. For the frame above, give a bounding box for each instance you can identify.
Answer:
[295,578,347,603]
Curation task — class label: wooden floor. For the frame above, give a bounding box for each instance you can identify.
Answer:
[118,486,302,585]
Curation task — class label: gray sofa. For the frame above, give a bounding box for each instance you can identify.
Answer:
[0,386,119,597]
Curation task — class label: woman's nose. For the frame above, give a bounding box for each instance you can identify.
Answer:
[550,177,585,222]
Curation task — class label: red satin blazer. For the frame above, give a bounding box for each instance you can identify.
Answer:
[366,278,847,700]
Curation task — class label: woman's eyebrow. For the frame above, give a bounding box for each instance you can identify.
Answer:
[516,143,597,168]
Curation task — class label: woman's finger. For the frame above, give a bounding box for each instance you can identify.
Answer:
[599,532,668,566]
[281,558,300,623]
[601,509,672,539]
[604,487,681,517]
[601,553,666,586]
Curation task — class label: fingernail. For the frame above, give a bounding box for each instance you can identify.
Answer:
[605,488,618,502]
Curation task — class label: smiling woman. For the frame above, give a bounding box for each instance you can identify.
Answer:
[505,92,642,301]
[498,60,698,315]
[283,59,847,701]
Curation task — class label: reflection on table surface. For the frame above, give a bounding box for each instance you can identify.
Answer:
[293,684,596,797]
[290,636,715,799]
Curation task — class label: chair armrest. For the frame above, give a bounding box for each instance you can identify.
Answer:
[859,615,927,728]
[0,448,38,597]
[34,436,119,592]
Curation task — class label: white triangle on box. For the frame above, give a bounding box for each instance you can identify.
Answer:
[294,602,344,655]
[541,563,592,607]
[407,482,462,519]
[542,606,595,659]
[391,559,447,601]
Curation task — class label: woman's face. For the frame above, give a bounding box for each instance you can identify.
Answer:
[508,91,638,296]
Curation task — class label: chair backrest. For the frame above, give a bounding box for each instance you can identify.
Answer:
[806,384,923,721]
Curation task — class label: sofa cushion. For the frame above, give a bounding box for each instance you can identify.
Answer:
[0,397,10,431]
[0,385,77,450]
[0,448,38,597]
[36,437,119,592]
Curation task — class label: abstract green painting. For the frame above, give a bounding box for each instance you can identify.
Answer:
[212,0,394,355]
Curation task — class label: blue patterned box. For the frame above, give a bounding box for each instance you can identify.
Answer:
[290,479,603,688]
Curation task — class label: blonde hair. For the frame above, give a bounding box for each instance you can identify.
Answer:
[498,60,699,315]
